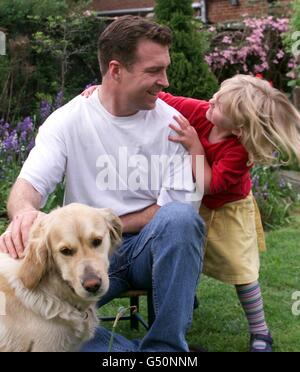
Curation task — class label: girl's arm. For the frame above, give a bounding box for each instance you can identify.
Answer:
[159,92,210,128]
[169,115,212,194]
[189,145,212,195]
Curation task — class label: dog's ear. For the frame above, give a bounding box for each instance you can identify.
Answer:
[18,219,50,289]
[102,208,123,252]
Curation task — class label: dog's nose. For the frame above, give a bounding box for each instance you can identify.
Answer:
[82,278,102,294]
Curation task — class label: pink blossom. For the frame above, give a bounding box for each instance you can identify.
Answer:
[286,71,296,79]
[222,36,232,44]
[276,50,284,59]
[205,15,293,88]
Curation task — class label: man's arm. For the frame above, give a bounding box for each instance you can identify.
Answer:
[120,204,160,234]
[0,179,45,258]
[7,178,42,219]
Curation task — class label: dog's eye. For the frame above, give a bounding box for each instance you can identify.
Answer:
[60,247,74,256]
[92,238,102,248]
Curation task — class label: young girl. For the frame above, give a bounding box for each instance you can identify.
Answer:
[162,74,300,352]
[82,75,300,352]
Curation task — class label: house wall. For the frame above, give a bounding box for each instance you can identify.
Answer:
[207,0,292,23]
[90,0,154,12]
[90,0,293,23]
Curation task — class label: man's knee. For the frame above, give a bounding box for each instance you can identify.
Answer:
[156,202,205,240]
[150,202,205,271]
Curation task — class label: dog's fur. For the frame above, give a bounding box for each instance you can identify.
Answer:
[0,203,122,352]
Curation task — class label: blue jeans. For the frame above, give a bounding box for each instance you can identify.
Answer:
[81,202,205,352]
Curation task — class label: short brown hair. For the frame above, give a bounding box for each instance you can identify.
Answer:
[98,15,172,76]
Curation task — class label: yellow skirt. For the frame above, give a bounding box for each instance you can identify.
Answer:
[199,193,266,285]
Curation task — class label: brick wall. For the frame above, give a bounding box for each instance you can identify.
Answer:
[208,0,292,23]
[90,0,154,12]
[90,0,293,23]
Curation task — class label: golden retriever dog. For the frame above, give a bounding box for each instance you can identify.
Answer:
[0,203,122,352]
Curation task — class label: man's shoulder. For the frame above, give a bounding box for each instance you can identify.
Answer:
[51,94,86,119]
[156,97,179,114]
[152,97,180,121]
[42,94,90,130]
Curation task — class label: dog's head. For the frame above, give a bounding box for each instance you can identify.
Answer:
[18,204,122,300]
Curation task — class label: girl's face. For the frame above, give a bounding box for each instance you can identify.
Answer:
[206,93,234,132]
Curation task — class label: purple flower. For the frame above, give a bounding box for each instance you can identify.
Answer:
[53,91,64,110]
[262,182,269,191]
[40,100,52,123]
[3,130,19,152]
[0,115,37,176]
[0,119,10,139]
[27,138,35,152]
[279,178,286,188]
[39,90,65,123]
[84,79,99,90]
[262,192,269,200]
[16,117,33,133]
[252,174,259,189]
[6,155,13,164]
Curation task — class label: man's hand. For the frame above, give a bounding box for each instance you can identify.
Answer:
[81,85,99,98]
[0,210,46,259]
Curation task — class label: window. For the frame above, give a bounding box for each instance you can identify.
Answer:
[192,1,207,23]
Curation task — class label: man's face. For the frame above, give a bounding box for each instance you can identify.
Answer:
[120,39,170,114]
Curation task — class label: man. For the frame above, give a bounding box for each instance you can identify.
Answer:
[0,16,205,351]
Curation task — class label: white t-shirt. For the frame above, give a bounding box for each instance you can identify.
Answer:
[19,90,201,215]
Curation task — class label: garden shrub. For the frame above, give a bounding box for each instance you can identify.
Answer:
[283,0,300,88]
[205,16,295,91]
[251,165,300,229]
[155,0,218,99]
[0,1,103,215]
[0,114,65,216]
[0,116,36,215]
[0,0,104,124]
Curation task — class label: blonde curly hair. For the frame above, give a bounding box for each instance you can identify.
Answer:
[217,74,300,165]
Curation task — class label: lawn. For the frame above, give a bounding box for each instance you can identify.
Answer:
[99,213,300,352]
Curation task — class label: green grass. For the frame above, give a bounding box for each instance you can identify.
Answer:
[99,213,300,352]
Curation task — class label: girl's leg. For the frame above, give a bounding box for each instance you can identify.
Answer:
[236,281,273,352]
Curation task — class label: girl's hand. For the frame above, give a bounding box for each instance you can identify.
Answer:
[81,85,99,98]
[168,115,203,154]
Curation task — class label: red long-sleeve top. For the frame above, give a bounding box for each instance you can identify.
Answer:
[159,92,252,209]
